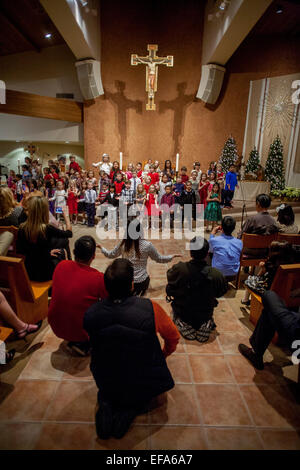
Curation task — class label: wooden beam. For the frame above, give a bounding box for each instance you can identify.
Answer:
[0,90,83,123]
[0,8,40,53]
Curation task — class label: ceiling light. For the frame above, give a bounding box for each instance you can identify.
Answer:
[276,5,283,13]
[219,2,226,10]
[45,33,52,39]
[65,141,70,144]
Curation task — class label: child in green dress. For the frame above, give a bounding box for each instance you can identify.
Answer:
[204,182,222,232]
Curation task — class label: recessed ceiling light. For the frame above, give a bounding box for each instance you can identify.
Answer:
[45,33,52,39]
[276,5,283,13]
[219,2,226,10]
[65,141,70,144]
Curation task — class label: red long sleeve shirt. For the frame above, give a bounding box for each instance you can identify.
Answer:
[152,301,180,357]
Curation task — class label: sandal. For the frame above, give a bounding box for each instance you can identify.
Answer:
[16,320,42,340]
[173,316,196,341]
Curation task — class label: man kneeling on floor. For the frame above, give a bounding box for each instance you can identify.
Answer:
[48,235,108,356]
[83,258,180,440]
[166,237,228,342]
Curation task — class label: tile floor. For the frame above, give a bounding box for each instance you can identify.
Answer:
[0,227,300,450]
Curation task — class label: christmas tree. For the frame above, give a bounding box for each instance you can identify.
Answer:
[245,147,260,174]
[219,136,238,174]
[265,135,285,191]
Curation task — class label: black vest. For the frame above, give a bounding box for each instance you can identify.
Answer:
[84,296,174,407]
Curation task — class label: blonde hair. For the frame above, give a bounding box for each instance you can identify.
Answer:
[0,187,16,219]
[21,196,49,242]
[136,184,145,195]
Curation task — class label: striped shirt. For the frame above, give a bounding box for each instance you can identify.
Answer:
[101,239,173,282]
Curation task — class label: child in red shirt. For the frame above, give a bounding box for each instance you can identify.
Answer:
[136,162,143,179]
[149,165,159,185]
[50,165,59,180]
[143,175,152,194]
[180,166,189,184]
[114,173,125,195]
[68,155,80,174]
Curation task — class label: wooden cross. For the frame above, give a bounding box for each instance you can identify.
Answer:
[131,44,173,111]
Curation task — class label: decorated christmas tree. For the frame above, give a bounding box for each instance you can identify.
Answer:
[265,135,285,191]
[245,147,260,174]
[219,136,238,174]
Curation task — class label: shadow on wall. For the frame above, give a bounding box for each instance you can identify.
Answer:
[105,80,143,153]
[159,82,196,156]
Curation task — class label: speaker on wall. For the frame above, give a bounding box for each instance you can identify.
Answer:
[75,59,104,100]
[196,64,226,105]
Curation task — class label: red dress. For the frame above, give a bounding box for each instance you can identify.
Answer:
[67,190,78,215]
[199,181,210,208]
[145,193,160,216]
[144,184,151,194]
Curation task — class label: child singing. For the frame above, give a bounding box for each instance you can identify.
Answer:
[204,182,222,232]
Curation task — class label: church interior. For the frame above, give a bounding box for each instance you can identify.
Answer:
[0,0,300,452]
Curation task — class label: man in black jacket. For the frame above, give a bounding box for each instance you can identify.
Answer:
[166,237,228,342]
[84,258,179,440]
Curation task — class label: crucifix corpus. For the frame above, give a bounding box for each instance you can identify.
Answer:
[131,44,173,111]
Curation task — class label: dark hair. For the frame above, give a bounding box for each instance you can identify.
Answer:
[22,164,29,170]
[30,179,38,190]
[181,166,187,171]
[277,205,295,226]
[190,237,209,260]
[164,160,172,171]
[266,241,295,274]
[256,193,271,209]
[109,184,115,190]
[16,174,22,179]
[104,259,134,300]
[222,216,236,235]
[74,235,96,262]
[121,218,141,258]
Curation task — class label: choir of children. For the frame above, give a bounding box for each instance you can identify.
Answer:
[7,154,239,232]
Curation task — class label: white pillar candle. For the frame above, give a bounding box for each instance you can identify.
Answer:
[175,153,179,172]
[120,152,123,170]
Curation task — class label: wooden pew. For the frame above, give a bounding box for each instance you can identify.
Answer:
[248,264,300,345]
[236,233,277,289]
[0,226,18,256]
[277,233,300,245]
[0,256,51,324]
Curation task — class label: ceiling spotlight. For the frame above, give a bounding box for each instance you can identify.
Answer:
[80,0,88,6]
[65,141,70,144]
[276,5,283,13]
[45,33,52,39]
[219,2,226,10]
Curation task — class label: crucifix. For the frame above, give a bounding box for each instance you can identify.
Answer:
[131,44,174,111]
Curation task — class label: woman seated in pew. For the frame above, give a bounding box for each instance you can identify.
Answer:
[241,241,295,306]
[0,186,26,227]
[276,204,299,234]
[16,196,73,282]
[0,291,42,363]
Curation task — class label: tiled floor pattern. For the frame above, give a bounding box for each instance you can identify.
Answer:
[1,232,300,450]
